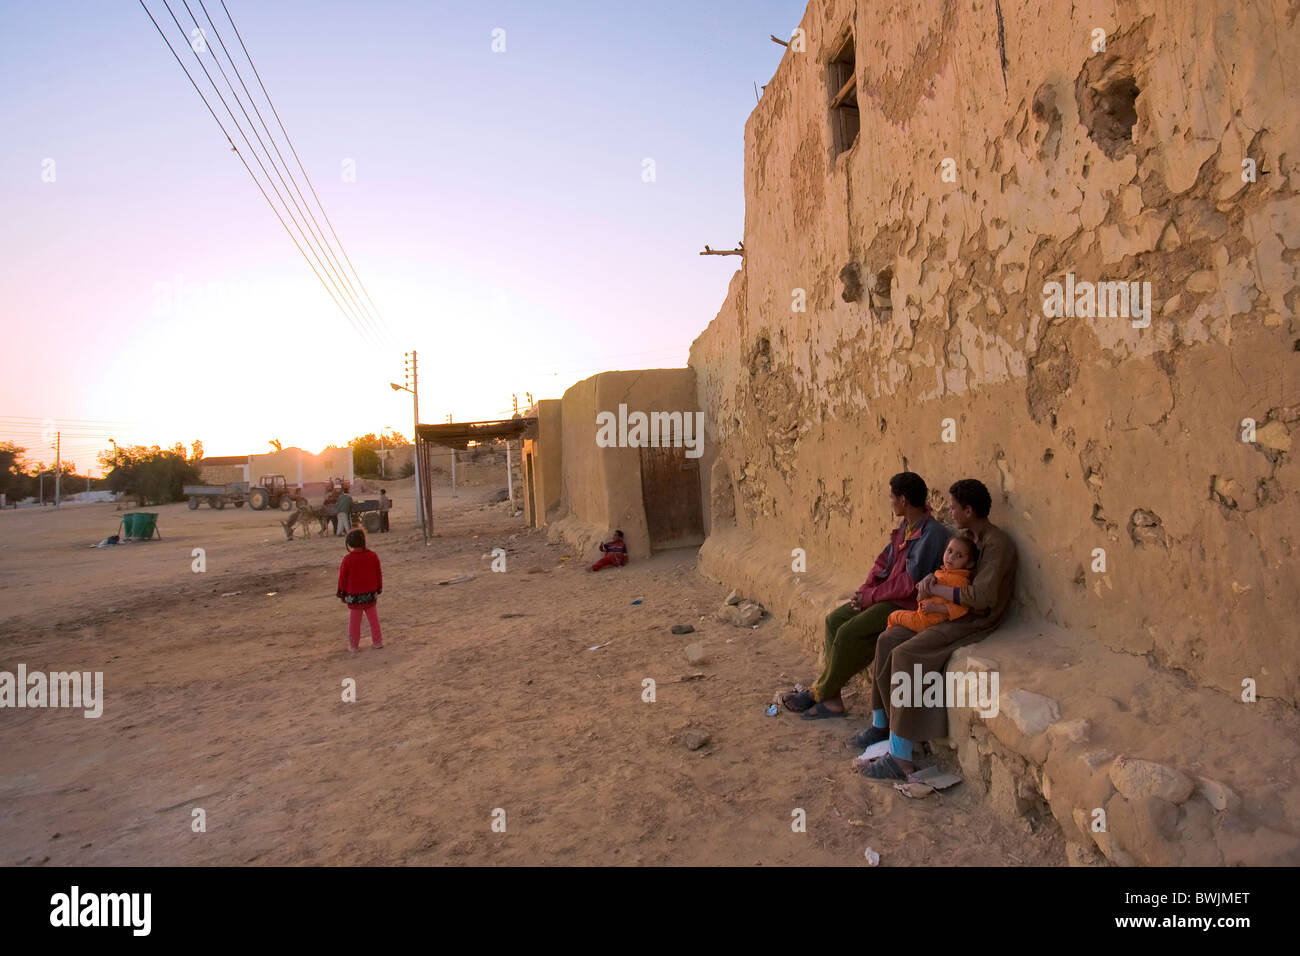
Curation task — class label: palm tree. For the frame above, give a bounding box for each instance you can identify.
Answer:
[269,439,282,452]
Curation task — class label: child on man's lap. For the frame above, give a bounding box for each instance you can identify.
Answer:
[885,534,977,632]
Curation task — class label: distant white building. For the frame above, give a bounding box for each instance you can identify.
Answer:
[70,491,118,504]
[199,448,354,488]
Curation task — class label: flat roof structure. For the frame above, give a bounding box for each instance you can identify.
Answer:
[416,418,537,449]
[411,417,538,541]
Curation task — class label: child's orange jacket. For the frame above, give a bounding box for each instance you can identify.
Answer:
[886,566,971,632]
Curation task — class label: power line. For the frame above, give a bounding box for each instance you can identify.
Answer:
[160,0,379,349]
[1,442,121,452]
[203,0,389,346]
[0,430,122,440]
[218,0,392,344]
[0,421,116,429]
[0,426,125,434]
[0,416,139,425]
[1,438,141,451]
[185,0,386,347]
[138,0,382,350]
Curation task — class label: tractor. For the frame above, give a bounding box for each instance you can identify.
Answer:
[246,474,301,511]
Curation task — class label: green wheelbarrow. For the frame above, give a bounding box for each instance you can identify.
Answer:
[119,512,161,541]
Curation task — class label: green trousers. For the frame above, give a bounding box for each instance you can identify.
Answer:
[812,601,898,702]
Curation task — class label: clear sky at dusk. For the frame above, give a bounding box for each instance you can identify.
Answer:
[0,0,806,470]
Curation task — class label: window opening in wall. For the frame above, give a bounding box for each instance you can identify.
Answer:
[828,33,859,158]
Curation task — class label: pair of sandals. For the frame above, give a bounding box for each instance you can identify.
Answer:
[846,724,914,780]
[780,690,912,782]
[780,688,844,720]
[838,723,911,780]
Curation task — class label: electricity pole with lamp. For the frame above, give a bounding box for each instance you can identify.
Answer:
[391,350,426,542]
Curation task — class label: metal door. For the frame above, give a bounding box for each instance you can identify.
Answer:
[638,445,704,550]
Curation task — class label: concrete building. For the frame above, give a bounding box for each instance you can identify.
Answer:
[197,456,250,484]
[246,446,354,487]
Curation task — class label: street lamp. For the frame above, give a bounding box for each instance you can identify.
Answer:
[378,425,393,478]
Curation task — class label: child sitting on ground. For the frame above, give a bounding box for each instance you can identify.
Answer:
[590,529,628,572]
[885,533,977,632]
[337,529,384,652]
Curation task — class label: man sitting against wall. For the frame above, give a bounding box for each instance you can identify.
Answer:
[855,478,1018,782]
[780,472,949,719]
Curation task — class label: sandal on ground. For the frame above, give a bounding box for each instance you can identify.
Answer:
[371,642,385,650]
[780,689,815,712]
[848,725,890,750]
[800,701,848,720]
[855,753,910,782]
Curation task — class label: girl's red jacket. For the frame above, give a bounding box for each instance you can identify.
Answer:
[338,548,383,600]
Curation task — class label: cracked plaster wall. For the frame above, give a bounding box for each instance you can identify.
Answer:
[689,0,1300,704]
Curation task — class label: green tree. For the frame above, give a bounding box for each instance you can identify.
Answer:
[348,430,408,477]
[0,442,29,499]
[99,444,200,505]
[348,433,380,476]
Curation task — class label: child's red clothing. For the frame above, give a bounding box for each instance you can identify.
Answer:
[337,548,383,606]
[591,536,628,572]
[348,605,383,649]
[338,547,383,650]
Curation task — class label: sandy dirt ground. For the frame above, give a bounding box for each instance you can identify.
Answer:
[0,465,1063,865]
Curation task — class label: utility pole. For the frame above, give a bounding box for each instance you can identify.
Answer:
[506,397,517,512]
[404,351,426,542]
[505,438,514,509]
[447,414,457,498]
[54,431,61,507]
[391,363,427,540]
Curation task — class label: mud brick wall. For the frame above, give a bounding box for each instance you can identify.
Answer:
[690,0,1299,703]
[548,368,698,561]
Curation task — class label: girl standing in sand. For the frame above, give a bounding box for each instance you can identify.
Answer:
[337,529,384,652]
